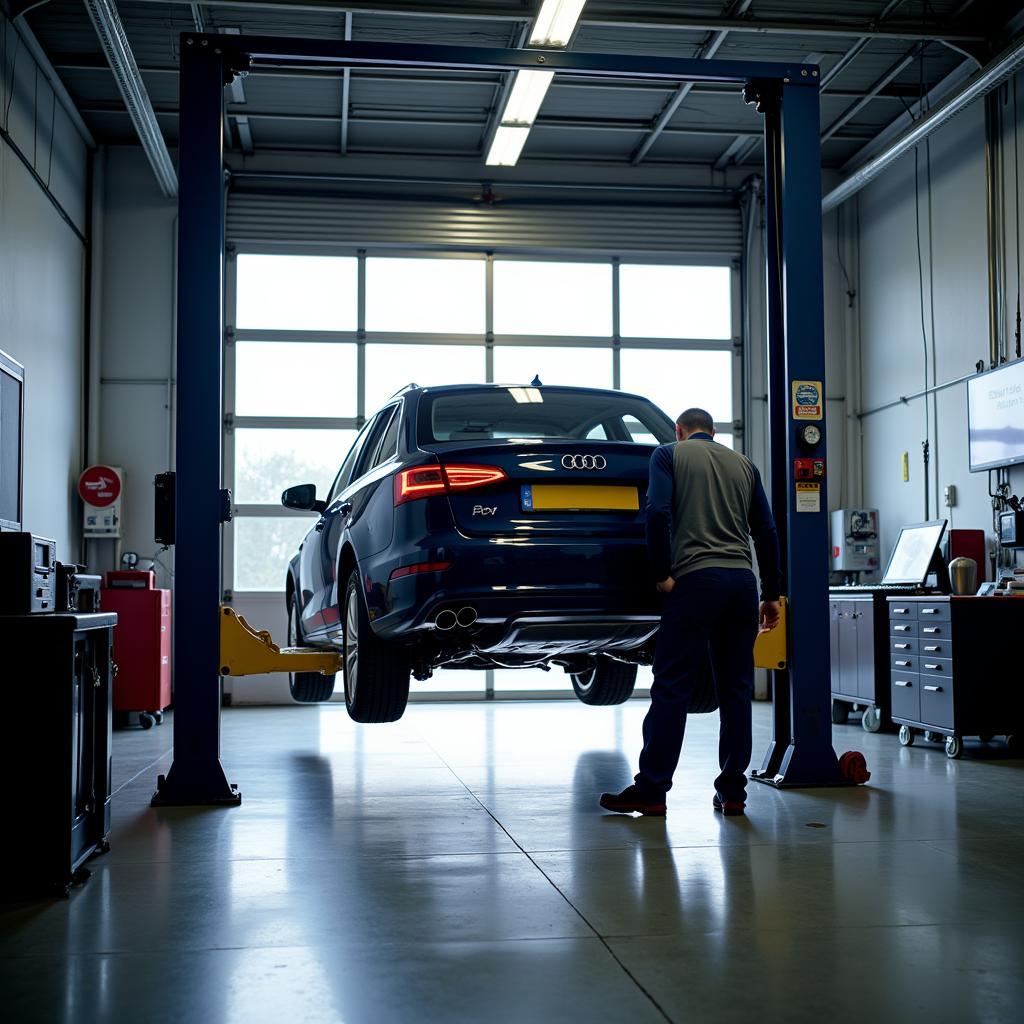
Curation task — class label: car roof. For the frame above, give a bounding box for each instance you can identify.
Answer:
[400,382,656,404]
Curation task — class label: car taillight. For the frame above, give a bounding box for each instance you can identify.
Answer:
[389,561,453,581]
[394,463,507,506]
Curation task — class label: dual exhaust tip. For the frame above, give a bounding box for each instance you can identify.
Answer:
[435,607,478,631]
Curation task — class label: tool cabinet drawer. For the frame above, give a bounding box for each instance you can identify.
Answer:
[890,636,918,655]
[888,603,918,620]
[920,678,954,729]
[890,620,916,636]
[891,673,920,721]
[890,654,918,673]
[919,657,953,678]
[919,637,952,657]
[918,621,950,640]
[917,602,950,621]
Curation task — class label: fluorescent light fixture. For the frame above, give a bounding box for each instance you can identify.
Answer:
[529,0,586,47]
[486,125,531,166]
[501,70,555,125]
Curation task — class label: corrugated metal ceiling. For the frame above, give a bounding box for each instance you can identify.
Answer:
[21,0,1019,168]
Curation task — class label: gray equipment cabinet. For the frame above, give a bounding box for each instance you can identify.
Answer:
[0,613,116,895]
[829,593,890,732]
[888,596,1024,758]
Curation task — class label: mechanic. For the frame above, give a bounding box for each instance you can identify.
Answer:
[600,407,782,817]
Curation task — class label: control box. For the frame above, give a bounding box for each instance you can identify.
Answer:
[0,533,57,614]
[79,465,124,538]
[831,508,880,574]
[999,509,1024,547]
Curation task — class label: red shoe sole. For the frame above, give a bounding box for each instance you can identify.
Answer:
[600,796,667,817]
[713,799,745,816]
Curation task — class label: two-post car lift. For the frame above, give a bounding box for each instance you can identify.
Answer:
[152,33,851,807]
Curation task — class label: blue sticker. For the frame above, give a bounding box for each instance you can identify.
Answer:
[521,484,534,511]
[795,383,820,406]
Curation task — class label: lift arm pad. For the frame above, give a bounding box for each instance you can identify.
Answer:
[753,597,788,670]
[219,605,343,677]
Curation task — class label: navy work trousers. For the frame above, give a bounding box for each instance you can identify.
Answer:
[635,567,759,804]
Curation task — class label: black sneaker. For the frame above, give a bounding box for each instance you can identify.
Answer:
[599,785,667,816]
[713,795,746,816]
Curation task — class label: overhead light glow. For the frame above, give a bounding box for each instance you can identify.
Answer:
[529,0,587,47]
[501,70,555,126]
[486,125,531,166]
[508,387,544,404]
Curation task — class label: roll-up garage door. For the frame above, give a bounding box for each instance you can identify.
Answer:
[226,191,741,257]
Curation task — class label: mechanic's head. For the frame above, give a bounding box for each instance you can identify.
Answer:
[675,408,715,441]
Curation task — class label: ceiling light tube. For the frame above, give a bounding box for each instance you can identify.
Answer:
[529,0,587,48]
[486,125,531,166]
[501,70,555,126]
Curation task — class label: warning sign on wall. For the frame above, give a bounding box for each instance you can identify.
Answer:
[792,380,823,420]
[795,482,821,513]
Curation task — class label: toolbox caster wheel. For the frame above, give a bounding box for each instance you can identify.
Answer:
[945,736,963,759]
[1006,735,1021,755]
[139,712,155,730]
[861,707,882,733]
[153,711,164,726]
[924,731,942,744]
[831,699,849,725]
[898,725,914,747]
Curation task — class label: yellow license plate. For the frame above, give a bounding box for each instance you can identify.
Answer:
[528,484,639,512]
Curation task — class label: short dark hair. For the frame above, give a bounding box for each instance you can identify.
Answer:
[676,408,715,433]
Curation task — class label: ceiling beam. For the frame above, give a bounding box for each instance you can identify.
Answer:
[24,0,987,43]
[630,0,752,166]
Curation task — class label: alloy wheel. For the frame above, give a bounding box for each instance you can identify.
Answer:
[345,584,359,705]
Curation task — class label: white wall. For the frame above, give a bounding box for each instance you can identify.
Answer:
[0,15,88,558]
[850,88,1024,578]
[96,146,177,579]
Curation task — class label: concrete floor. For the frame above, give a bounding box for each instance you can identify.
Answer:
[2,700,1023,1023]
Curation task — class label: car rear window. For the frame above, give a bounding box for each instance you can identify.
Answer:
[418,387,674,445]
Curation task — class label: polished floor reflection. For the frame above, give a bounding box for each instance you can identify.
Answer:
[2,700,1023,1023]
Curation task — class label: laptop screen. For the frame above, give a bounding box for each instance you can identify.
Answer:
[881,520,947,585]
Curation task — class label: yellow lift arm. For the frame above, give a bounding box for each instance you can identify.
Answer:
[219,597,786,678]
[219,605,343,677]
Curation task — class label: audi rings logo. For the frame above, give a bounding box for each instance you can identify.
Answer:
[562,454,607,470]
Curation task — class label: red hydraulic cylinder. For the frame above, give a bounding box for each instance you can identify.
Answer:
[101,571,171,719]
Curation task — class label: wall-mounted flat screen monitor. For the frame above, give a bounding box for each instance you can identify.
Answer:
[881,520,947,586]
[0,349,25,532]
[968,359,1024,472]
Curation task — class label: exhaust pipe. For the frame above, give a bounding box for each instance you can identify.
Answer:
[435,609,458,631]
[456,607,478,628]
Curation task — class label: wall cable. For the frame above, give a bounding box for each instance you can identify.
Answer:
[1013,72,1021,359]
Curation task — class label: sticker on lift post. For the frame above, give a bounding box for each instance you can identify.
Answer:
[792,381,823,420]
[795,482,821,513]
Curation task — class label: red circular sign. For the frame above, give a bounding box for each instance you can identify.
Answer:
[79,465,122,508]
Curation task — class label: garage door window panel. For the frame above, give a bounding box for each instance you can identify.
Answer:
[366,258,486,335]
[234,517,316,592]
[493,345,612,390]
[235,428,358,504]
[235,342,358,418]
[364,343,486,415]
[236,254,358,332]
[620,264,732,340]
[494,261,612,337]
[620,349,734,421]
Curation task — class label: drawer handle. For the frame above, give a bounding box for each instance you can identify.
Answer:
[895,660,911,667]
[894,643,910,650]
[921,608,939,615]
[922,627,940,634]
[924,685,943,693]
[924,663,941,670]
[924,645,940,652]
[894,625,910,632]
[895,680,913,687]
[893,608,909,614]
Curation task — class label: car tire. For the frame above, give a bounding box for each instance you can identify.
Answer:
[343,570,410,723]
[287,592,336,704]
[570,657,637,706]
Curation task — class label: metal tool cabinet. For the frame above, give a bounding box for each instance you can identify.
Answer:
[888,597,1024,758]
[829,593,891,733]
[0,613,115,895]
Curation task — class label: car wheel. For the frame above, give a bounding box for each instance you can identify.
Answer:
[343,570,410,723]
[570,657,637,706]
[288,592,336,703]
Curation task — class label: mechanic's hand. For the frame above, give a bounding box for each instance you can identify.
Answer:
[656,577,676,594]
[759,600,781,632]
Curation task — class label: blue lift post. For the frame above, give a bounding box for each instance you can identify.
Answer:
[160,35,846,806]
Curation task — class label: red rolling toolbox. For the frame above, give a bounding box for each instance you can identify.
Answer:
[101,570,171,729]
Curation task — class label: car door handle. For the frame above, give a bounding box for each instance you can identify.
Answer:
[314,517,328,533]
[339,501,353,518]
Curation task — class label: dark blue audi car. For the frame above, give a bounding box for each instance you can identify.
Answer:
[282,384,676,722]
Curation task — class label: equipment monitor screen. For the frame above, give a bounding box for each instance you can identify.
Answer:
[968,359,1024,472]
[881,520,948,586]
[0,349,25,532]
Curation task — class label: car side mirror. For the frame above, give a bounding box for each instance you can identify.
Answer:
[281,484,326,514]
